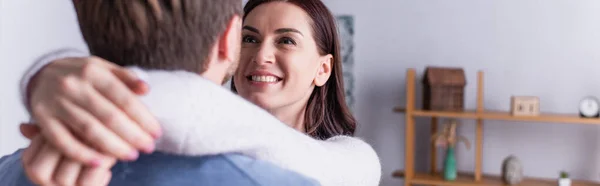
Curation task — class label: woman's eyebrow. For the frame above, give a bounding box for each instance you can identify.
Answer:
[243,26,260,34]
[275,28,303,36]
[243,26,304,37]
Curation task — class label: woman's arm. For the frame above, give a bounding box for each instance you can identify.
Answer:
[20,48,88,112]
[20,51,160,165]
[134,68,381,186]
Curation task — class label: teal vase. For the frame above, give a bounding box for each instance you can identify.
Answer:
[444,147,457,181]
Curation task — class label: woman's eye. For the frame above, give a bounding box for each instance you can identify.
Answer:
[242,35,258,43]
[278,37,296,45]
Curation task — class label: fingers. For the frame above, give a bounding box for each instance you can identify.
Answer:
[59,93,143,160]
[31,56,155,165]
[103,171,113,186]
[77,154,116,186]
[132,80,150,95]
[23,135,112,186]
[20,123,41,140]
[39,115,106,166]
[24,137,95,186]
[88,66,161,142]
[97,64,162,139]
[109,66,149,95]
[27,142,62,185]
[78,167,112,186]
[22,135,44,168]
[53,158,82,186]
[75,60,159,154]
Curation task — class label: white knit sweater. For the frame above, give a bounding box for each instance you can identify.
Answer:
[21,49,382,186]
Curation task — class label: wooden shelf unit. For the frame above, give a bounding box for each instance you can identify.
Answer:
[392,170,600,186]
[393,108,600,125]
[393,68,600,186]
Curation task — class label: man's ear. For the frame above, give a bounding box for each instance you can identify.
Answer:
[218,15,242,64]
[313,54,333,87]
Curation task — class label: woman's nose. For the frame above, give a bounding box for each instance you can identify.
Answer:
[253,44,275,65]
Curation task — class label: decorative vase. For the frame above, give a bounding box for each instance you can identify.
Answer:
[559,178,571,186]
[444,147,457,181]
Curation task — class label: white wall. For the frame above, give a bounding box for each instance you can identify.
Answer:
[0,0,88,155]
[322,0,600,185]
[3,0,600,186]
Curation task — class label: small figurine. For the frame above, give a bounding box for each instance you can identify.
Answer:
[501,155,523,185]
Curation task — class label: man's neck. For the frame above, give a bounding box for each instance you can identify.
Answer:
[200,70,225,85]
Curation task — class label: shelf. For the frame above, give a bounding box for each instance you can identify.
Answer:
[392,170,600,186]
[395,69,600,186]
[394,107,600,125]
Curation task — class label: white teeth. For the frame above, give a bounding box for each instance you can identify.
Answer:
[251,76,279,82]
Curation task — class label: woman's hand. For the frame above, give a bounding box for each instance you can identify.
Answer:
[20,124,115,186]
[27,56,162,165]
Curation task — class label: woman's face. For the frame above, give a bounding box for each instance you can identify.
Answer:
[234,2,331,111]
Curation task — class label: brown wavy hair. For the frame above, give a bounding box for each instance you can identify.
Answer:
[231,0,356,139]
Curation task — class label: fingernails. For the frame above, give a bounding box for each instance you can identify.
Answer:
[136,80,149,93]
[126,151,139,161]
[142,143,155,154]
[152,129,162,139]
[91,159,103,167]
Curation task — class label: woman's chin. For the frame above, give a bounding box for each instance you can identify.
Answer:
[243,95,276,110]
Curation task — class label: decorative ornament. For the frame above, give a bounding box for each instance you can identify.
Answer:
[501,155,523,185]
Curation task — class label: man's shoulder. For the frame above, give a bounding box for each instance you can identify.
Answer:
[0,149,36,186]
[110,152,320,186]
[221,154,321,186]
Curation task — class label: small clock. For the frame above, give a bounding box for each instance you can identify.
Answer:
[579,96,600,118]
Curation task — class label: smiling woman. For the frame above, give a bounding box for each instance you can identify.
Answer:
[232,0,355,140]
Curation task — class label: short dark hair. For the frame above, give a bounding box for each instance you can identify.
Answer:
[74,0,242,72]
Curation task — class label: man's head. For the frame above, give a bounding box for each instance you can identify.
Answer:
[74,0,242,84]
